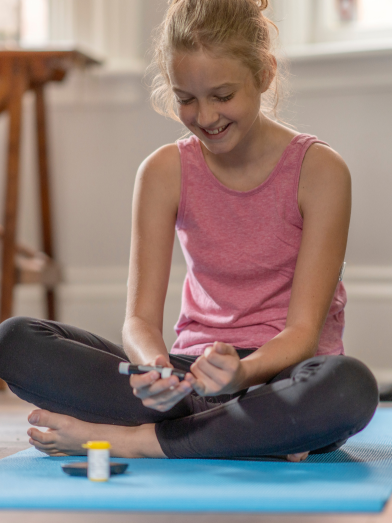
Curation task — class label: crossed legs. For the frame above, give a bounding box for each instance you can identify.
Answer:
[0,317,379,460]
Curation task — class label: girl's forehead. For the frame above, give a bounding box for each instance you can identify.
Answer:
[167,50,251,89]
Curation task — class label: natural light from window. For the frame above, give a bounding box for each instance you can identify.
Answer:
[0,0,48,46]
[20,0,48,46]
[328,0,392,30]
[359,0,392,29]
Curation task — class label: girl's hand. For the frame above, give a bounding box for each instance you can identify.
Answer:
[187,342,245,396]
[130,355,193,412]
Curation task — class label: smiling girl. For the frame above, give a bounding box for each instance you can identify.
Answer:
[0,0,378,461]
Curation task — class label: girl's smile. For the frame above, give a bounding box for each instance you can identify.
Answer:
[200,122,233,140]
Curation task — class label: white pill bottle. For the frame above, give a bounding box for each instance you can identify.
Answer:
[82,441,111,482]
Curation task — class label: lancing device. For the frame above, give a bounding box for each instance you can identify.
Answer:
[119,362,186,381]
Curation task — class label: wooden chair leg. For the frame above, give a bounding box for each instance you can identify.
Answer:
[34,84,57,321]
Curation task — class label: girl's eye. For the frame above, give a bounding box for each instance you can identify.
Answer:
[176,93,234,105]
[216,93,234,102]
[176,98,194,105]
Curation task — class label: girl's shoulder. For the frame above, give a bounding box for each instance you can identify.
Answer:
[140,142,181,176]
[137,143,181,195]
[298,141,351,218]
[134,143,182,216]
[301,141,351,187]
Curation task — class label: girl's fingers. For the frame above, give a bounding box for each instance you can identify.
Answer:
[189,366,223,396]
[189,379,207,396]
[130,357,175,391]
[185,372,196,385]
[142,380,192,410]
[203,343,236,368]
[130,371,160,390]
[191,356,230,385]
[152,355,173,368]
[134,375,181,399]
[137,375,193,400]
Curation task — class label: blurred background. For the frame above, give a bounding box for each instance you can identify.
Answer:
[0,0,391,382]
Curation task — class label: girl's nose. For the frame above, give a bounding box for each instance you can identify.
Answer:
[196,103,219,129]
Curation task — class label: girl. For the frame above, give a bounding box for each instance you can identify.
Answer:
[0,0,378,461]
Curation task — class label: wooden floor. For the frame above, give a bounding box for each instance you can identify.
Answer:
[0,388,391,523]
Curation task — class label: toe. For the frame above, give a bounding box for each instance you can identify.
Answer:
[28,409,69,430]
[28,409,52,427]
[286,451,309,462]
[27,428,55,444]
[29,439,65,456]
[29,435,56,450]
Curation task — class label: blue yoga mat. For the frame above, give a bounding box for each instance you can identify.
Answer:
[0,409,392,513]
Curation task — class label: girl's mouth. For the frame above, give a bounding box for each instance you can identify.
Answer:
[200,123,232,139]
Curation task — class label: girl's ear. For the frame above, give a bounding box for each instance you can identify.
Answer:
[260,56,277,94]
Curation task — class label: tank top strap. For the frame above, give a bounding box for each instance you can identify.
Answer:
[175,135,199,229]
[278,133,330,228]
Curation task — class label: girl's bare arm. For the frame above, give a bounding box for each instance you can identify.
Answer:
[122,144,181,365]
[238,143,352,387]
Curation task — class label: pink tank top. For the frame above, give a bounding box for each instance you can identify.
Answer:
[171,133,346,356]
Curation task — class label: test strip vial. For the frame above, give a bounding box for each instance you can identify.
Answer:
[82,441,111,482]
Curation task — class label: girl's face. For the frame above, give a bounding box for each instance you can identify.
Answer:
[167,50,264,155]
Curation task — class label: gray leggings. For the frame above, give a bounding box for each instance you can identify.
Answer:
[0,316,379,459]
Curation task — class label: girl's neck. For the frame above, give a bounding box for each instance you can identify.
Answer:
[198,115,299,192]
[201,113,275,172]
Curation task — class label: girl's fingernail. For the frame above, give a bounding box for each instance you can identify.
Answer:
[28,414,38,424]
[169,386,175,391]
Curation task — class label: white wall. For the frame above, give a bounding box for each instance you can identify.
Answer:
[285,50,392,381]
[1,0,391,381]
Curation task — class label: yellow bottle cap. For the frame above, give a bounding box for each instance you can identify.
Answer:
[82,441,111,450]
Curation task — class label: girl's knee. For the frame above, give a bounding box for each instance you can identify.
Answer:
[323,356,379,428]
[0,316,36,359]
[293,355,378,430]
[0,316,47,385]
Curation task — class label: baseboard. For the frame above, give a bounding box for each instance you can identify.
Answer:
[371,369,392,385]
[13,264,186,348]
[14,283,128,346]
[344,265,392,299]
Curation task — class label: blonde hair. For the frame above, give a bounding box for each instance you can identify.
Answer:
[147,0,286,124]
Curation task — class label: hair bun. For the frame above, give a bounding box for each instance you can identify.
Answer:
[255,0,268,10]
[169,0,268,10]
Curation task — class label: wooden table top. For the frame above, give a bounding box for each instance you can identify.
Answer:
[0,47,101,66]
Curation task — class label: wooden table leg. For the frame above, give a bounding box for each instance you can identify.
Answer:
[0,59,26,391]
[34,84,56,321]
[0,60,25,323]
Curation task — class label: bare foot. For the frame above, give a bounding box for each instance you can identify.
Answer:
[27,409,166,458]
[286,451,309,462]
[27,409,309,462]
